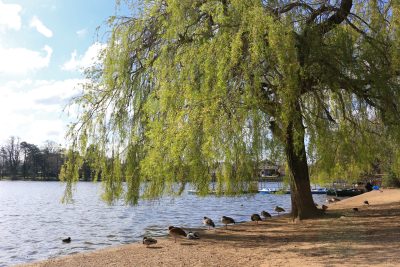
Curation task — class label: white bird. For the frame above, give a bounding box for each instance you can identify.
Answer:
[327,197,340,203]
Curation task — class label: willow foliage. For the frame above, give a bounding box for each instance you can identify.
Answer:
[61,0,400,205]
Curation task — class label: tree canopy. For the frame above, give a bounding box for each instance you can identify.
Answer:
[61,0,400,218]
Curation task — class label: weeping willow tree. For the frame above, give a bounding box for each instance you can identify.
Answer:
[61,0,400,219]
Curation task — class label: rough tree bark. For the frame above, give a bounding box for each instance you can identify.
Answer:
[285,104,321,219]
[282,0,353,219]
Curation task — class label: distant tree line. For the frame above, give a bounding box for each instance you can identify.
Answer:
[0,136,100,181]
[0,137,65,180]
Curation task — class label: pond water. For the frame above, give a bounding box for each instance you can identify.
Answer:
[0,181,328,266]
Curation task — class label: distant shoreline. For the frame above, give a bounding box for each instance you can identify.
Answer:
[0,177,60,181]
[0,177,97,182]
[19,189,400,267]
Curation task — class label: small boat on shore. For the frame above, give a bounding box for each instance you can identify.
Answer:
[311,188,328,194]
[258,188,290,194]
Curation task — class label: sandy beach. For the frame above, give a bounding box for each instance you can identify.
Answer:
[20,189,400,267]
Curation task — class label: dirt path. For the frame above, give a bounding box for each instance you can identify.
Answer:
[20,189,400,267]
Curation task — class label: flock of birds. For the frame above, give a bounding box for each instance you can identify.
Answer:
[141,206,286,247]
[62,199,372,247]
[150,200,371,247]
[324,197,370,213]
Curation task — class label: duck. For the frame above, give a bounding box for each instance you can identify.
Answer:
[187,231,200,239]
[203,216,215,230]
[168,226,187,243]
[62,237,71,243]
[142,236,157,247]
[261,210,272,219]
[221,216,235,229]
[251,213,262,224]
[364,200,369,205]
[275,206,285,214]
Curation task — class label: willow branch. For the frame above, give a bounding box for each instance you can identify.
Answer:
[266,1,315,17]
[315,0,353,35]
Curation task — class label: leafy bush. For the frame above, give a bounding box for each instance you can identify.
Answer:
[382,172,400,188]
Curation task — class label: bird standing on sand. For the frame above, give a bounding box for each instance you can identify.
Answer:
[364,200,370,205]
[143,237,157,247]
[221,216,235,229]
[251,213,262,224]
[187,231,200,239]
[62,237,71,243]
[275,206,285,214]
[261,210,272,219]
[203,216,215,230]
[168,226,187,243]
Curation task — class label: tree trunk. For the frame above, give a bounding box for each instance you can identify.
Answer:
[285,105,321,220]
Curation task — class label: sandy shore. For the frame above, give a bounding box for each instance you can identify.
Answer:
[20,189,400,267]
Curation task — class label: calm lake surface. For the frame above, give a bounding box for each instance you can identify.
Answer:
[0,181,328,266]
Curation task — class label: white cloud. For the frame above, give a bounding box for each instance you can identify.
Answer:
[0,79,84,145]
[0,45,53,75]
[29,16,53,38]
[0,1,22,31]
[76,28,87,38]
[62,42,105,72]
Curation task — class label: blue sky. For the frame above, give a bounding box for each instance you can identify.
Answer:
[0,0,130,146]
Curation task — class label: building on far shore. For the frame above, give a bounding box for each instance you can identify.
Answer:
[258,159,285,182]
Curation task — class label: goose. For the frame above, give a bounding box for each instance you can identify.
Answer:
[187,231,200,239]
[221,216,235,229]
[142,236,157,247]
[261,210,272,219]
[251,213,262,224]
[62,237,71,243]
[168,226,187,243]
[203,217,215,230]
[275,206,285,214]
